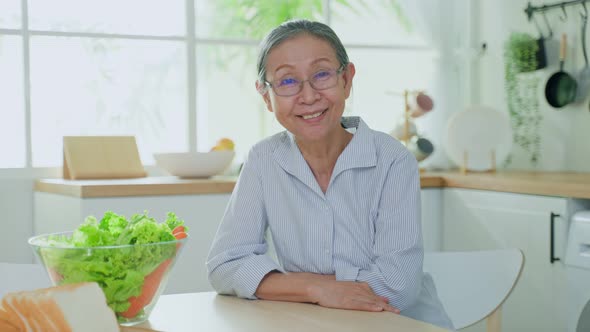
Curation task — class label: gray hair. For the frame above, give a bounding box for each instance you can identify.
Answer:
[256,19,349,85]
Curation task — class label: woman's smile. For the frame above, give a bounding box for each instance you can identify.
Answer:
[299,109,328,121]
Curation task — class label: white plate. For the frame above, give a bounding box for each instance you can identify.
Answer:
[445,106,513,171]
[154,151,235,178]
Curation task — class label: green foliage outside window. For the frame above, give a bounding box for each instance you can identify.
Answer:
[207,0,408,74]
[212,0,409,40]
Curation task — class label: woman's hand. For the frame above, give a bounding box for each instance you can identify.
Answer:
[255,272,399,313]
[309,279,400,313]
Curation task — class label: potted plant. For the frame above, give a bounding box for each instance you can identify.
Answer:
[505,32,546,72]
[503,32,543,166]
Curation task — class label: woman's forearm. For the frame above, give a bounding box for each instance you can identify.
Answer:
[254,271,335,303]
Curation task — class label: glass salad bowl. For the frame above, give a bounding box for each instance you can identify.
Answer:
[29,230,188,326]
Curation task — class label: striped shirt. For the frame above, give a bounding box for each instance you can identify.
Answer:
[207,117,453,330]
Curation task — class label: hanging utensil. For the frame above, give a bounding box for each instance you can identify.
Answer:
[532,13,548,69]
[545,33,578,108]
[577,3,590,102]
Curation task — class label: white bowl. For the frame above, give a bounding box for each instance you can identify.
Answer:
[154,151,235,178]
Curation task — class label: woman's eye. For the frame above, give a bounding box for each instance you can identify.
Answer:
[278,78,298,86]
[313,70,331,80]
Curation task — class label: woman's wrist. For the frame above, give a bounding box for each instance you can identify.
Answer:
[255,271,335,303]
[302,273,335,303]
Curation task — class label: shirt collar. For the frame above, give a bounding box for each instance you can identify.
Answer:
[272,116,377,194]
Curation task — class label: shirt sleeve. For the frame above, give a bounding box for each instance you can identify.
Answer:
[335,151,423,311]
[206,149,284,299]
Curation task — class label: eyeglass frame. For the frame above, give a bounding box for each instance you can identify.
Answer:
[262,64,347,97]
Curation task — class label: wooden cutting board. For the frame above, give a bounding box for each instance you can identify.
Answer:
[63,136,147,180]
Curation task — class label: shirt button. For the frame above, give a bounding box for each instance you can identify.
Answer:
[324,248,330,254]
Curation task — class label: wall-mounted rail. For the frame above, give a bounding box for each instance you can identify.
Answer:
[525,0,589,21]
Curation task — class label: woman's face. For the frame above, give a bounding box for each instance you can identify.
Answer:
[257,34,355,142]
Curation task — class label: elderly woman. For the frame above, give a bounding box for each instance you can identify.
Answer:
[206,19,453,330]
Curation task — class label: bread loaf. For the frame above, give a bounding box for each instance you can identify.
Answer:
[0,282,119,332]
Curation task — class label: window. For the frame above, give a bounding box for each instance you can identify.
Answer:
[0,1,20,29]
[29,37,186,166]
[0,36,25,168]
[2,0,433,169]
[28,0,184,36]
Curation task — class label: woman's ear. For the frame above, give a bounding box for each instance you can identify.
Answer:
[255,81,274,113]
[342,62,356,98]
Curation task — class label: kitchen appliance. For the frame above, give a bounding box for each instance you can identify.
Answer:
[565,211,590,332]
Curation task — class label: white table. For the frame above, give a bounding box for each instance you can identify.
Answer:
[136,292,451,332]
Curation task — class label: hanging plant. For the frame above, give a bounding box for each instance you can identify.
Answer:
[503,32,543,166]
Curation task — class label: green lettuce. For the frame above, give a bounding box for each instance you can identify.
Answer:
[38,211,187,315]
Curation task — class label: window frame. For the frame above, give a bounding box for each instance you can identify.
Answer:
[1,0,433,172]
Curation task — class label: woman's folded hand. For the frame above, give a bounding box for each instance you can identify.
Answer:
[309,279,400,314]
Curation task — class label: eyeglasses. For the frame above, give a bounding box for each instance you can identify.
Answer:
[264,65,345,97]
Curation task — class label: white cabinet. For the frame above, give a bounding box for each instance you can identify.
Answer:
[421,188,442,252]
[442,188,568,332]
[34,192,231,295]
[0,179,36,263]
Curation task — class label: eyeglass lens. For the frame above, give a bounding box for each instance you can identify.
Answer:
[271,68,341,96]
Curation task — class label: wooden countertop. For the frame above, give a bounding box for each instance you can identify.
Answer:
[422,171,590,199]
[35,171,590,199]
[34,176,237,198]
[134,292,450,332]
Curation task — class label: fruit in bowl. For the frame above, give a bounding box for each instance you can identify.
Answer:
[210,137,235,151]
[28,211,189,326]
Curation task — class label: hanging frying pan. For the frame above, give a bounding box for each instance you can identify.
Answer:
[545,34,577,108]
[576,5,590,102]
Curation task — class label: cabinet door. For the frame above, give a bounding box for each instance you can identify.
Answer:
[442,188,567,332]
[421,188,442,252]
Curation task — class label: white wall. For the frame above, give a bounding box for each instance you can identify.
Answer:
[475,0,590,171]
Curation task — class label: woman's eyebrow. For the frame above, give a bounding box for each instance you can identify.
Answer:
[273,64,296,75]
[272,57,335,77]
[310,57,333,66]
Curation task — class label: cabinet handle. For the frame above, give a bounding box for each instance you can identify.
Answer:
[550,212,560,264]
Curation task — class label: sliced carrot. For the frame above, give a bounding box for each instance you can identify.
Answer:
[120,259,172,319]
[172,225,185,235]
[48,268,64,284]
[174,232,187,240]
[173,231,187,250]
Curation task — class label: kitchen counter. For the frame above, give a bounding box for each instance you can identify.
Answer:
[35,170,590,199]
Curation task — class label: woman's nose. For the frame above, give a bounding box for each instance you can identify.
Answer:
[298,80,320,103]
